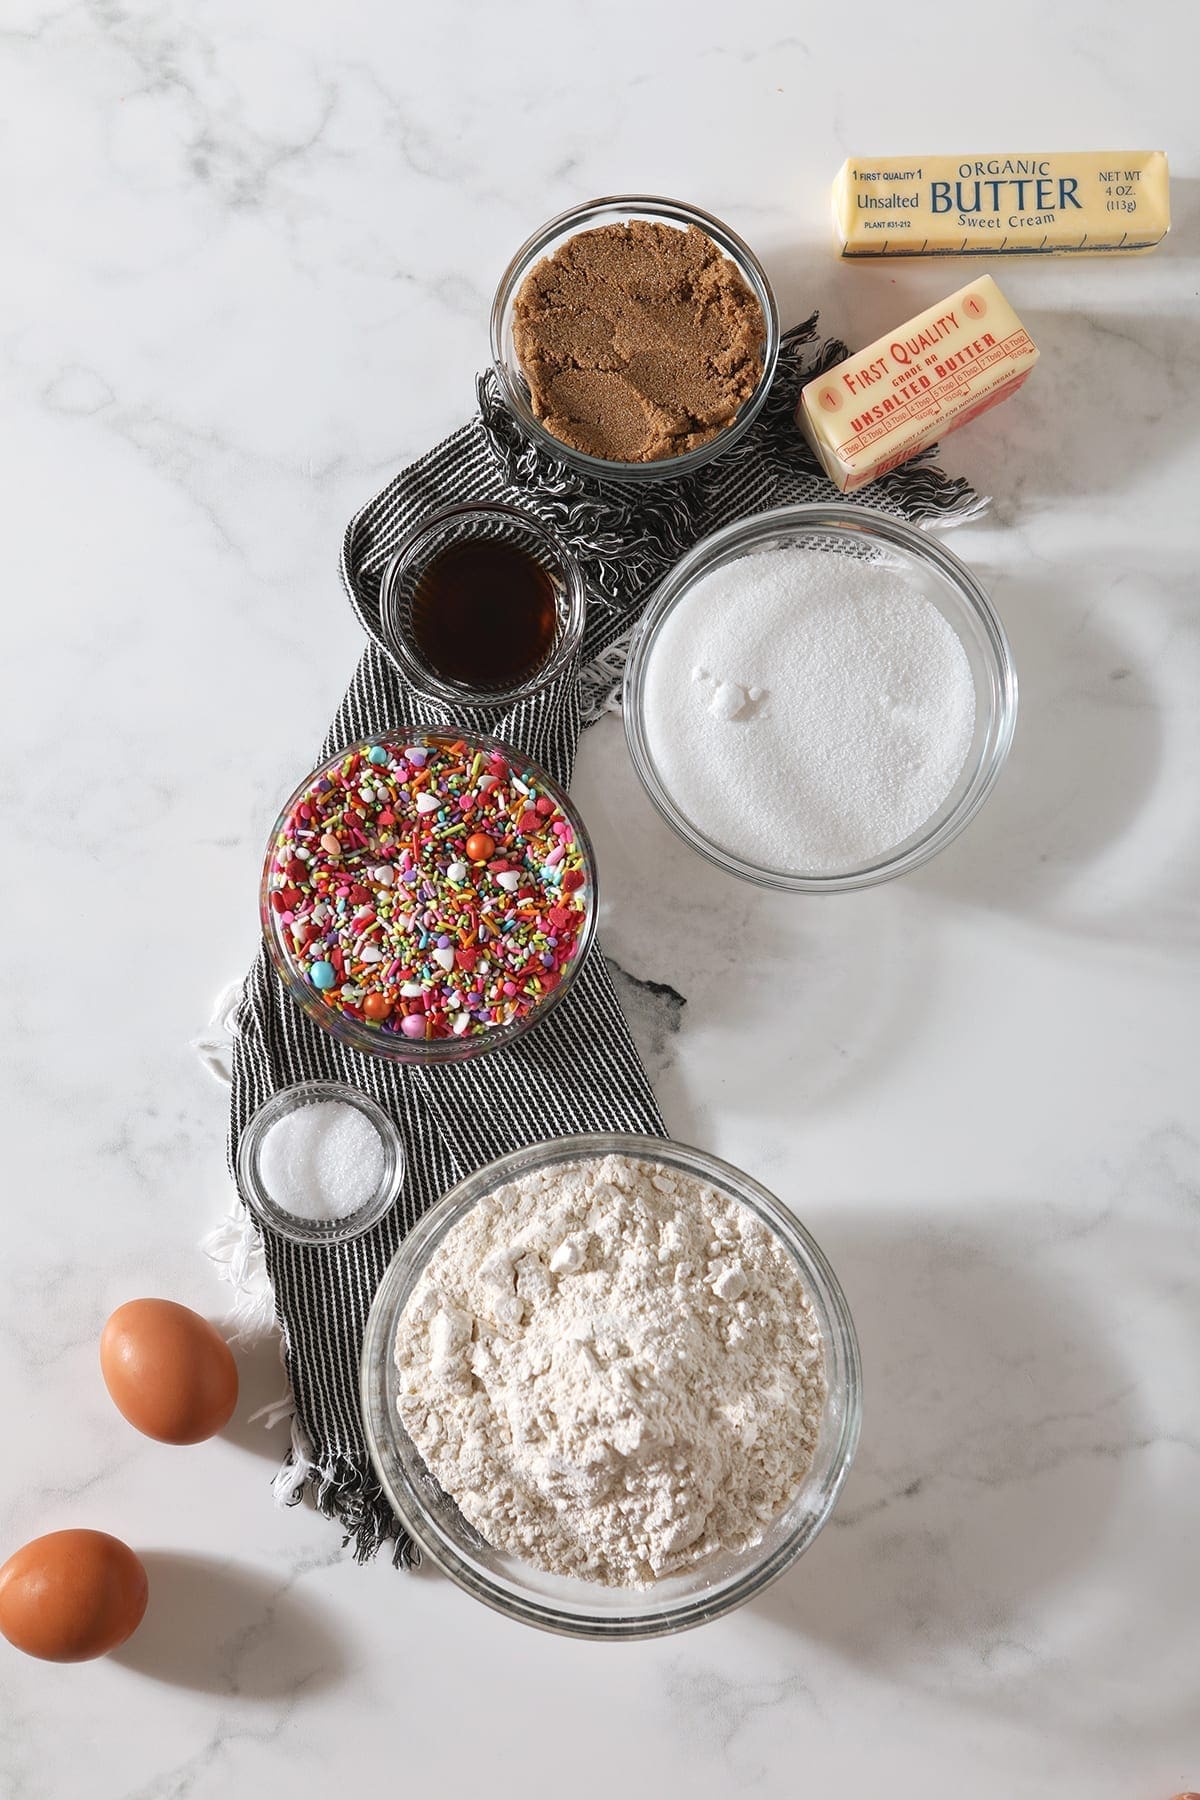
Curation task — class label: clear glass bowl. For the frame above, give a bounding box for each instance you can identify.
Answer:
[378,502,586,709]
[623,503,1017,891]
[360,1131,861,1639]
[490,195,780,483]
[236,1081,405,1247]
[260,728,598,1064]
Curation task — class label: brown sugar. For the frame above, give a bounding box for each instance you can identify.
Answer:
[511,220,766,465]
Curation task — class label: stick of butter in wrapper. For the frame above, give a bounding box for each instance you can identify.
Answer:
[797,275,1038,493]
[834,152,1169,256]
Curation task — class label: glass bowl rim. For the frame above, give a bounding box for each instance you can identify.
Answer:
[259,726,599,1064]
[236,1079,406,1246]
[489,193,782,483]
[622,501,1018,893]
[360,1129,863,1639]
[378,501,587,710]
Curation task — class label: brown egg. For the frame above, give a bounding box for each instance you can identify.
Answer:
[0,1529,148,1662]
[100,1299,238,1444]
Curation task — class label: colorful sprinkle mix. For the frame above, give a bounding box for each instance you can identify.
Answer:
[266,736,590,1043]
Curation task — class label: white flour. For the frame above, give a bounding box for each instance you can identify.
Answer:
[641,546,977,874]
[393,1154,826,1587]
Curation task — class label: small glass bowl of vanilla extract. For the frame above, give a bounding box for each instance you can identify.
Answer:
[379,502,586,708]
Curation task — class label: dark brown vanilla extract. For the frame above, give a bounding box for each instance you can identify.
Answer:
[411,539,558,690]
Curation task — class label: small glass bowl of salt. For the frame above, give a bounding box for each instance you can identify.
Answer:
[236,1082,404,1247]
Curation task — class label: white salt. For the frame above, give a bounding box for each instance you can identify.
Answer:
[641,547,976,874]
[258,1101,386,1221]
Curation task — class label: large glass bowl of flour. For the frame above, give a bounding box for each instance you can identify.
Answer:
[623,503,1017,891]
[360,1132,861,1639]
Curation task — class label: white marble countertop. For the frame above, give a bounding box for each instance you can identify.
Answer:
[2,3,1198,1795]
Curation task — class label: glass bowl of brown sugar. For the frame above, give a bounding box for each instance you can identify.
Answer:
[490,195,780,484]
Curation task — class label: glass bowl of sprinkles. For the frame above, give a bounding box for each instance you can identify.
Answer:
[361,1131,862,1640]
[260,730,597,1062]
[623,503,1017,892]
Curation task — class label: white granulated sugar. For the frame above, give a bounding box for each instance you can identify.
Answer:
[641,547,977,873]
[258,1101,385,1221]
[393,1154,826,1588]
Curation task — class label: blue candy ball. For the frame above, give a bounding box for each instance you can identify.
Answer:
[310,960,336,990]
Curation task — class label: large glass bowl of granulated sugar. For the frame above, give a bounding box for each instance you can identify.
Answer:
[360,1132,861,1640]
[623,503,1017,891]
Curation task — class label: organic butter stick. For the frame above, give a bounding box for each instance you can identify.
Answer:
[834,151,1169,256]
[797,275,1038,493]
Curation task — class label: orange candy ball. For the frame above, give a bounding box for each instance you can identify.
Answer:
[465,832,495,862]
[362,993,391,1022]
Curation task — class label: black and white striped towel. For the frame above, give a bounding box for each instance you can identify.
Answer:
[227,319,981,1563]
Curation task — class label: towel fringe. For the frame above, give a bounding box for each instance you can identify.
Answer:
[202,1192,278,1345]
[190,978,244,1086]
[276,1426,418,1567]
